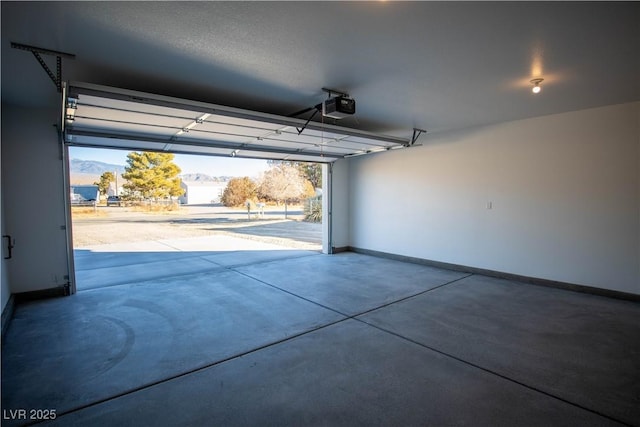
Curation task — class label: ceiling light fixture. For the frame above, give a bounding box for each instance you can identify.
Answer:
[530,78,544,94]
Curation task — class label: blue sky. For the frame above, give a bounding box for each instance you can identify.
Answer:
[69,146,270,177]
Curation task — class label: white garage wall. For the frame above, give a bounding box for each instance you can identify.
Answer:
[330,159,350,250]
[1,105,70,295]
[349,102,640,295]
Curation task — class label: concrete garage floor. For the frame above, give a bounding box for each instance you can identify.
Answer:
[2,251,639,426]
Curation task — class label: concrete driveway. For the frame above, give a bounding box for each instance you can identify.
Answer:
[72,204,322,291]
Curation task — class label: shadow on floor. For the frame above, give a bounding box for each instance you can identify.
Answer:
[74,248,319,291]
[206,221,322,244]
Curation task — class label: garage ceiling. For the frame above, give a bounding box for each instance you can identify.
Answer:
[65,83,409,162]
[2,2,639,138]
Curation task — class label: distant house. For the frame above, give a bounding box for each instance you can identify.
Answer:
[179,181,227,205]
[106,182,124,197]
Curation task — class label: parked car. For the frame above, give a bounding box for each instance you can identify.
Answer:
[107,196,122,206]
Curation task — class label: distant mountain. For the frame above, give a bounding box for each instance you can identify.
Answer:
[70,159,125,175]
[180,173,215,182]
[69,159,233,184]
[180,173,231,182]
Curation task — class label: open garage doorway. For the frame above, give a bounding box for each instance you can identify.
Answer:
[62,82,408,293]
[68,146,325,292]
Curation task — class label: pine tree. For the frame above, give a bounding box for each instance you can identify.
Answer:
[121,152,184,201]
[94,171,115,196]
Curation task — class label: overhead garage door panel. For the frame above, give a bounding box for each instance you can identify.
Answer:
[195,122,281,139]
[72,134,341,163]
[64,83,409,163]
[79,95,199,121]
[72,117,180,138]
[77,105,190,129]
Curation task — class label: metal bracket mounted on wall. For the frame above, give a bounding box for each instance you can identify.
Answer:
[11,42,76,93]
[409,128,427,146]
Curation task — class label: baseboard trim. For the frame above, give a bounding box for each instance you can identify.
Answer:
[2,287,67,339]
[348,247,640,303]
[2,294,16,339]
[331,246,350,254]
[14,286,68,302]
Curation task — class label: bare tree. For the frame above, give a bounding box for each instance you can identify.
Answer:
[258,164,306,218]
[267,160,322,189]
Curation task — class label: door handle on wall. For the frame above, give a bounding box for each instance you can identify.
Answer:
[3,235,14,259]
